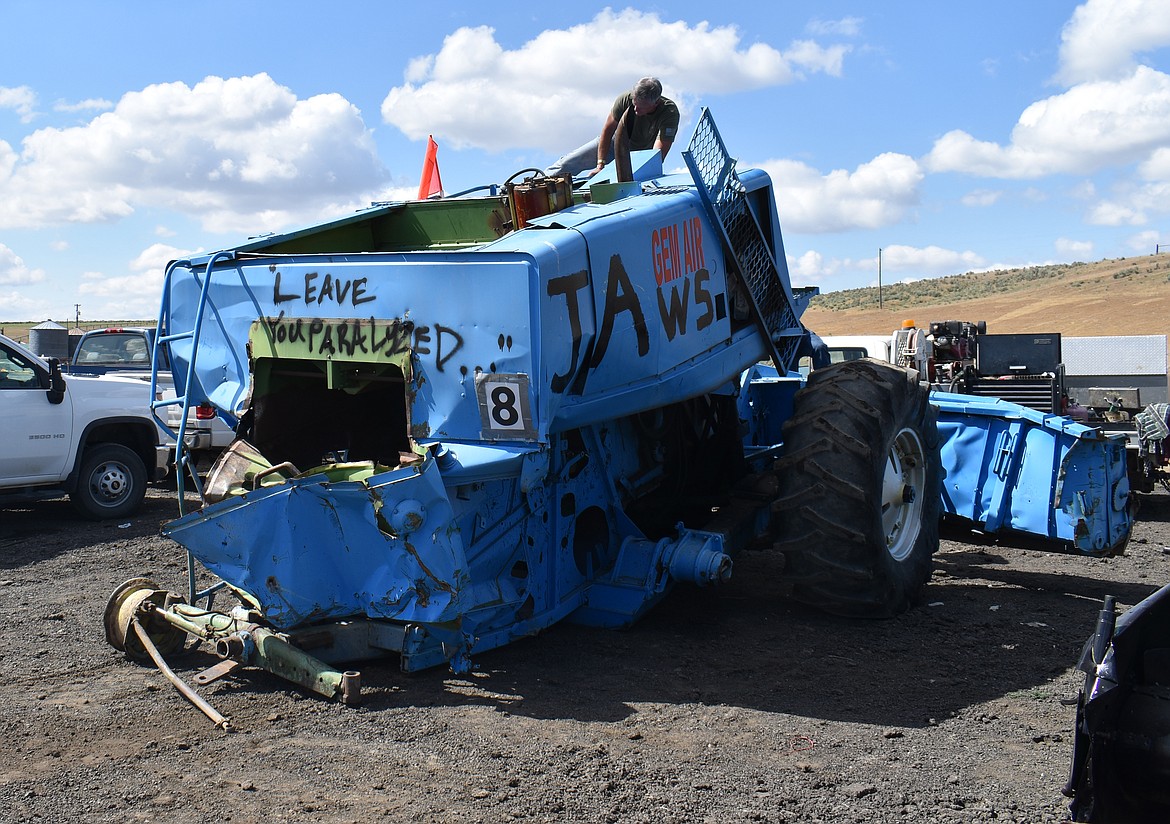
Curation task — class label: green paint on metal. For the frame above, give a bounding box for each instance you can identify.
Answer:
[249,317,414,374]
[234,198,511,255]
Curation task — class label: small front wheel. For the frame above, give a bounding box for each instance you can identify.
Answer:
[71,444,147,520]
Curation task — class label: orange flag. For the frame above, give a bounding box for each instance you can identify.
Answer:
[417,135,443,199]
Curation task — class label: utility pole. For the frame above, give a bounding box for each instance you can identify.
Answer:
[74,304,81,329]
[878,248,883,309]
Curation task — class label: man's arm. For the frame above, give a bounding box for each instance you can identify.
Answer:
[593,111,621,175]
[654,135,675,162]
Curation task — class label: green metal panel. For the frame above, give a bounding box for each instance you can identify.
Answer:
[236,198,511,255]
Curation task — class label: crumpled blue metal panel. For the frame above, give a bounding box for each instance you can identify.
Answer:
[163,455,469,628]
[932,391,1131,555]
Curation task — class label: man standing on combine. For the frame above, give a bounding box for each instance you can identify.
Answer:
[546,77,680,179]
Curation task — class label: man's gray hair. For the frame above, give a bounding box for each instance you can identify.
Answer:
[633,77,662,102]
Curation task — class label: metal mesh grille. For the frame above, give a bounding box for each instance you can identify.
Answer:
[684,110,803,370]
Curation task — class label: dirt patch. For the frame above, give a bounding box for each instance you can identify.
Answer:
[2,488,1169,823]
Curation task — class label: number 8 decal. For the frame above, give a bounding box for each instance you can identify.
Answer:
[475,373,535,440]
[489,384,520,428]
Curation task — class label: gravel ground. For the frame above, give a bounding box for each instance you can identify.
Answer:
[1,486,1168,823]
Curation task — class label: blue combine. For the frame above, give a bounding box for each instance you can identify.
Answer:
[104,110,1130,708]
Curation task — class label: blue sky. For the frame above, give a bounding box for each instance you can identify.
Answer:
[2,0,1169,323]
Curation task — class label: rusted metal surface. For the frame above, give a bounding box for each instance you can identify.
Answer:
[105,577,360,716]
[132,616,231,732]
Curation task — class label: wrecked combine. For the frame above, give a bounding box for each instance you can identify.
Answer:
[106,111,1131,714]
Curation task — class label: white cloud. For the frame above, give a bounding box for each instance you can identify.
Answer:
[787,245,985,290]
[1086,179,1170,225]
[0,74,390,234]
[763,153,922,233]
[926,0,1170,243]
[377,184,421,204]
[381,9,852,153]
[0,290,51,323]
[0,140,15,181]
[786,248,864,286]
[1140,146,1170,180]
[78,243,200,319]
[924,0,1170,190]
[807,17,862,38]
[0,86,36,123]
[1057,0,1170,85]
[0,243,46,286]
[961,189,1002,207]
[1055,237,1094,256]
[787,249,827,281]
[1126,230,1162,252]
[783,41,850,77]
[870,244,986,275]
[1086,201,1145,226]
[53,98,113,114]
[925,66,1170,178]
[1078,142,1170,225]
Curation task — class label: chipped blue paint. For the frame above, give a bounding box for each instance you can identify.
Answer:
[146,110,1130,688]
[932,391,1132,555]
[164,454,467,628]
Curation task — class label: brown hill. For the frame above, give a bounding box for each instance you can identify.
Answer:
[800,253,1170,338]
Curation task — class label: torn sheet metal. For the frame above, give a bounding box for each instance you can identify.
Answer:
[164,452,468,629]
[931,390,1131,555]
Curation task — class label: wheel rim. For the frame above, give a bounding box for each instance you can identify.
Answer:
[881,426,927,562]
[90,460,132,507]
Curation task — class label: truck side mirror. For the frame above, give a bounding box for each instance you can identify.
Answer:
[46,357,66,404]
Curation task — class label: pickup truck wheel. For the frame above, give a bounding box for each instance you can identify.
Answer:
[772,358,940,617]
[71,444,147,520]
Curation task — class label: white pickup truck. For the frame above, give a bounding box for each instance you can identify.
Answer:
[68,325,235,473]
[0,332,170,519]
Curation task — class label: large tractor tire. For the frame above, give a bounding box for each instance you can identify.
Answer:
[773,358,940,617]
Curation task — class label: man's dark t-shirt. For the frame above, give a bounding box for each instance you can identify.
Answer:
[610,92,680,151]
